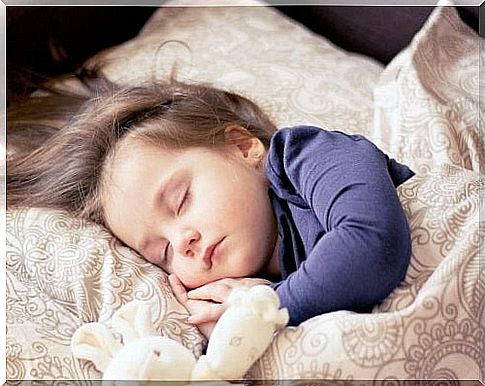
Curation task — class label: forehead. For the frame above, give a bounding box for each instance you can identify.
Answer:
[105,137,223,187]
[106,139,175,195]
[100,139,173,236]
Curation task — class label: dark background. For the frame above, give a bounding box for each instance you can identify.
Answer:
[6,5,480,107]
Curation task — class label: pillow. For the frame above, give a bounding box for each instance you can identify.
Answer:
[372,0,482,175]
[6,1,384,380]
[6,208,205,379]
[84,0,383,135]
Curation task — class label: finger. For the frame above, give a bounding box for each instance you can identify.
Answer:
[187,303,226,325]
[168,274,188,304]
[187,284,230,303]
[187,278,272,301]
[197,322,216,340]
[254,278,273,286]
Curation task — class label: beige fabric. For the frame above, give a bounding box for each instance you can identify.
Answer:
[372,1,482,176]
[6,208,205,379]
[84,0,383,135]
[6,1,483,382]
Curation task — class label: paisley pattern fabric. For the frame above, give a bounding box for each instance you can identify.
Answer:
[6,0,483,382]
[372,1,482,176]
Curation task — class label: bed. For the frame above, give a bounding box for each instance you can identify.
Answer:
[6,0,483,382]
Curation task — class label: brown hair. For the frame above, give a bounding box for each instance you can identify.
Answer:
[7,70,277,226]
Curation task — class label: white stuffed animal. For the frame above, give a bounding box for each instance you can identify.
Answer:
[71,285,289,383]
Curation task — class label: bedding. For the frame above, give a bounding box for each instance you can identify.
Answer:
[5,0,483,382]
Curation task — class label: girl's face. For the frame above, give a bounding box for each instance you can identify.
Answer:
[102,128,278,289]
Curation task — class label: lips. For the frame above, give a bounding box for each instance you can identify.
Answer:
[203,238,224,267]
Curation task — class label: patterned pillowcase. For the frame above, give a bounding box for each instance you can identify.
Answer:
[6,207,205,379]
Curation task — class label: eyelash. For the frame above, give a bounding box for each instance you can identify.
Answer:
[177,188,190,215]
[160,187,190,263]
[162,243,169,263]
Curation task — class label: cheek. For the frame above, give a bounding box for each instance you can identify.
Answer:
[211,185,257,222]
[190,189,245,230]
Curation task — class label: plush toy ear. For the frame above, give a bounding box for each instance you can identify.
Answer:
[111,301,157,343]
[71,322,121,372]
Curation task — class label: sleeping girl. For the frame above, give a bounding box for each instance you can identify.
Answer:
[7,73,414,339]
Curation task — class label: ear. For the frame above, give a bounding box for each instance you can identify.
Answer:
[71,322,121,372]
[111,301,157,343]
[224,125,266,168]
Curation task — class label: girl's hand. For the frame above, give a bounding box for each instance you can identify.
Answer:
[169,275,271,338]
[168,274,217,339]
[185,277,272,324]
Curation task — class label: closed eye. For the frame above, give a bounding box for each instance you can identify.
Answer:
[162,242,169,263]
[177,188,190,215]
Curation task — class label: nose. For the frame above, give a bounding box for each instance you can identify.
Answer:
[174,228,201,258]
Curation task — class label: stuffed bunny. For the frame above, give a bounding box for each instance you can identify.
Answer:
[71,285,289,383]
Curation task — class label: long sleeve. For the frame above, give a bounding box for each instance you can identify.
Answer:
[265,126,414,326]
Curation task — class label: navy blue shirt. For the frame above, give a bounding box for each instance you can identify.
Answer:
[264,126,414,326]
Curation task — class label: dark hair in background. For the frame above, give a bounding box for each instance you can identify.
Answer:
[6,68,277,226]
[7,6,157,107]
